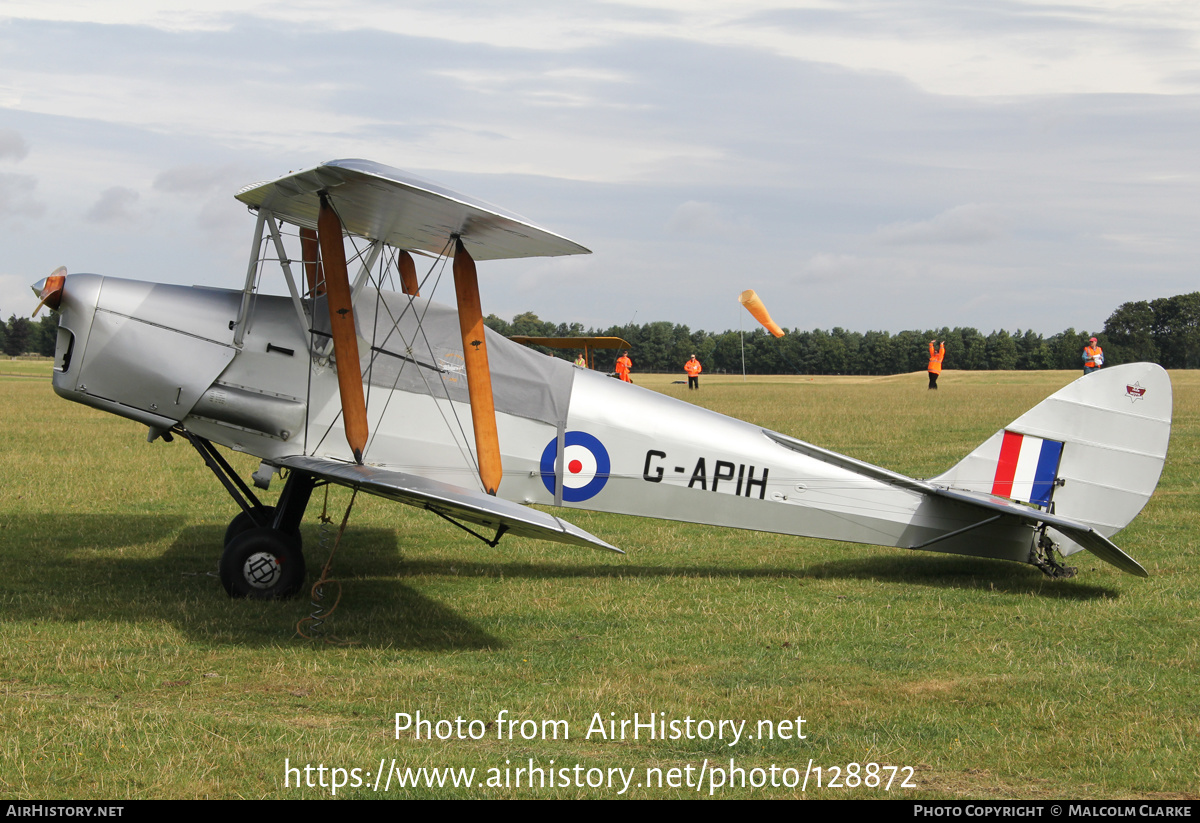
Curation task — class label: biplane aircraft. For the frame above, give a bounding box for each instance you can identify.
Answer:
[508,336,632,372]
[32,159,1171,600]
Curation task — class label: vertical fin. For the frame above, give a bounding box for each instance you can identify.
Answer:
[933,363,1172,539]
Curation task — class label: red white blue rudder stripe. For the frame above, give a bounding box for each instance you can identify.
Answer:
[991,431,1063,508]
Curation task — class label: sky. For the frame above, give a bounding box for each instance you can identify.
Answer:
[2,1,1198,336]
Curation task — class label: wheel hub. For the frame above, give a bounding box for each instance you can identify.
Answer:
[243,551,282,589]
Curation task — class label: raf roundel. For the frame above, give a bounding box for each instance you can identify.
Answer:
[540,432,611,502]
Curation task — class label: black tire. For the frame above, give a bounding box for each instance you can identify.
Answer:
[224,506,301,546]
[219,526,306,600]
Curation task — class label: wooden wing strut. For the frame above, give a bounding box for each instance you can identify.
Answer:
[398,249,420,296]
[317,194,369,464]
[453,238,502,495]
[299,227,325,296]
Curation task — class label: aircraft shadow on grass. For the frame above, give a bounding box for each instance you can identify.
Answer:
[6,515,500,650]
[6,514,1119,650]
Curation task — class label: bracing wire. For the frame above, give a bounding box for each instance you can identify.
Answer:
[296,486,359,644]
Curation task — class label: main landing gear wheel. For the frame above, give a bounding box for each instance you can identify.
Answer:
[223,506,299,546]
[219,526,307,600]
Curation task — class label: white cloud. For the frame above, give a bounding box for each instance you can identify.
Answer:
[0,129,30,161]
[0,2,1197,336]
[85,186,139,223]
[0,173,45,219]
[666,200,755,238]
[7,2,1198,98]
[153,163,247,195]
[874,205,1006,246]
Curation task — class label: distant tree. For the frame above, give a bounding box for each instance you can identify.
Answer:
[33,315,57,357]
[4,315,31,357]
[887,330,921,372]
[860,330,893,375]
[711,331,742,374]
[1149,293,1200,369]
[1044,328,1092,370]
[1102,300,1157,366]
[986,330,1018,370]
[486,290,1200,376]
[1012,329,1046,370]
[484,313,510,335]
[958,328,987,370]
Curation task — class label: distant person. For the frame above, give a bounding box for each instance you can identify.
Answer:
[616,351,633,383]
[927,340,945,390]
[574,352,587,368]
[1083,337,1104,375]
[684,354,702,390]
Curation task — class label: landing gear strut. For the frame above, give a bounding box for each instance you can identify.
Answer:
[179,430,317,599]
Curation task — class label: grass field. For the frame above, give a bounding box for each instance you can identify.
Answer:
[1,360,1197,799]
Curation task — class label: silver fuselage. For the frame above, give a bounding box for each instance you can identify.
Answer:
[49,273,1034,563]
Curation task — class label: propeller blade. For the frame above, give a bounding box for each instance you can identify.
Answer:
[453,238,502,495]
[32,267,67,316]
[317,194,369,464]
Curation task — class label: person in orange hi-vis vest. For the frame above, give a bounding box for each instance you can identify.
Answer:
[927,340,946,390]
[684,354,702,390]
[616,351,633,383]
[1083,337,1104,375]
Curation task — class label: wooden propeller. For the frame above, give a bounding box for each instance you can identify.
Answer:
[33,267,67,316]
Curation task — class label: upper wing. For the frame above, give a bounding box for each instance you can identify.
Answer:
[275,455,620,553]
[234,159,591,261]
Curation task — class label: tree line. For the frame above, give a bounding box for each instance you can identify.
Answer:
[1,314,57,358]
[484,291,1200,375]
[6,291,1198,374]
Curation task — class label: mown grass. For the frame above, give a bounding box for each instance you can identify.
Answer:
[1,362,1196,799]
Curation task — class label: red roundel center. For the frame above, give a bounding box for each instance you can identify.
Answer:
[568,459,583,474]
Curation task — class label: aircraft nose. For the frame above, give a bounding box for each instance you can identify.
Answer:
[31,266,67,315]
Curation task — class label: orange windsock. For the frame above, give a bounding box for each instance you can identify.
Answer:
[738,289,784,337]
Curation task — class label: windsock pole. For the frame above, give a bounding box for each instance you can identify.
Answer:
[317,194,369,464]
[453,238,503,495]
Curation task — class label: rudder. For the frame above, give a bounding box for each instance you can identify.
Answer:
[932,364,1172,552]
